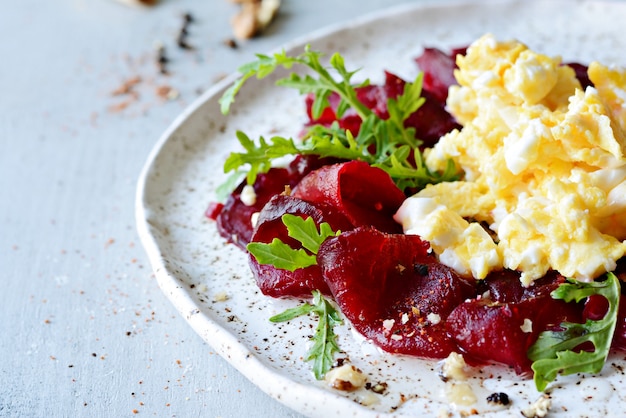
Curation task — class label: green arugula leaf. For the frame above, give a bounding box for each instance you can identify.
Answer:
[270,290,343,379]
[385,73,425,148]
[219,50,300,114]
[247,214,339,271]
[218,46,458,195]
[282,214,339,254]
[223,132,301,185]
[528,273,621,392]
[247,238,316,272]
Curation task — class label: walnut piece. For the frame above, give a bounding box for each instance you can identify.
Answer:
[230,0,281,40]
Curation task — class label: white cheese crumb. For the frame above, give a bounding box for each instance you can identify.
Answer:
[438,352,468,382]
[250,212,260,228]
[390,334,403,341]
[427,312,442,325]
[401,313,409,324]
[358,392,379,406]
[382,319,395,331]
[445,382,477,406]
[325,364,367,391]
[520,318,533,333]
[521,395,552,418]
[438,352,476,407]
[212,291,229,302]
[437,407,453,418]
[240,184,257,206]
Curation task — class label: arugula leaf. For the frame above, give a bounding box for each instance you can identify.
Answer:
[282,214,338,253]
[528,273,621,392]
[246,214,339,271]
[270,290,343,379]
[247,238,316,272]
[220,46,371,119]
[219,47,458,193]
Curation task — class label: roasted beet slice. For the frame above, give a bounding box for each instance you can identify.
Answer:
[249,194,353,298]
[214,168,294,250]
[614,297,626,350]
[565,62,593,90]
[210,155,337,250]
[318,227,476,358]
[415,46,464,105]
[480,270,566,304]
[292,161,406,234]
[446,290,583,375]
[404,88,462,149]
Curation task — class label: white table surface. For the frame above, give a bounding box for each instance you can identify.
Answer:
[0,1,449,417]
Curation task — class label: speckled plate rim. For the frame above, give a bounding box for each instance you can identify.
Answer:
[135,1,626,417]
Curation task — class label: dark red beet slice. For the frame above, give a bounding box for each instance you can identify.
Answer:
[214,168,294,250]
[404,88,462,149]
[211,155,339,250]
[318,227,476,358]
[446,277,583,375]
[292,161,406,234]
[616,260,626,349]
[565,62,593,90]
[614,297,626,350]
[480,270,567,304]
[205,201,224,220]
[415,47,465,105]
[249,194,353,298]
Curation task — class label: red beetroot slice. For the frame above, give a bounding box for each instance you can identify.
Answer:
[211,155,337,250]
[616,261,626,349]
[249,194,353,298]
[414,46,465,105]
[292,161,406,234]
[614,298,626,350]
[480,269,567,304]
[318,227,476,358]
[446,278,583,375]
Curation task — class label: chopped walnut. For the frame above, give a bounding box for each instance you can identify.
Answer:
[325,364,366,391]
[230,0,280,40]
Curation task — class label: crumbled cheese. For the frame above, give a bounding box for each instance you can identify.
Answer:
[445,382,477,406]
[520,318,533,333]
[325,364,367,391]
[250,212,260,228]
[212,291,229,302]
[438,353,476,407]
[438,352,468,382]
[401,312,409,324]
[427,312,442,325]
[358,392,379,406]
[390,334,403,341]
[437,407,453,418]
[382,319,395,331]
[521,395,552,418]
[240,184,257,206]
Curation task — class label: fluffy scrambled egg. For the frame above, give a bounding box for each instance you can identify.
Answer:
[395,34,626,286]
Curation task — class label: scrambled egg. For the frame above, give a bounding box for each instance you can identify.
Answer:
[394,34,626,286]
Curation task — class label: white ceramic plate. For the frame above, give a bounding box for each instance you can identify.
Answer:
[136,1,626,416]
